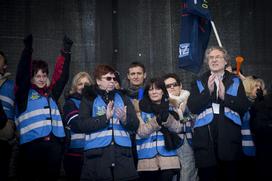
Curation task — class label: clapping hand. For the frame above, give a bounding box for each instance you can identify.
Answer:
[116,106,127,124]
[106,101,114,120]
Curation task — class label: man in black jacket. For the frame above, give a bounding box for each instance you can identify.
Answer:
[188,46,250,181]
[250,92,272,180]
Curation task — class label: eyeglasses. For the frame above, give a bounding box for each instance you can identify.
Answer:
[208,55,224,61]
[102,76,117,81]
[165,82,179,89]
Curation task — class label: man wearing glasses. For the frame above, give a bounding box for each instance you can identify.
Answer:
[187,46,250,181]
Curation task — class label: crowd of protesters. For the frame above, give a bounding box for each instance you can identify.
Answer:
[0,35,271,181]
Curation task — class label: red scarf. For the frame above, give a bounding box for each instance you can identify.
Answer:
[31,84,49,97]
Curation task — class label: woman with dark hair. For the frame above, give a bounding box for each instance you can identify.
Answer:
[163,73,198,181]
[62,72,93,181]
[135,77,181,181]
[72,64,139,181]
[14,34,73,181]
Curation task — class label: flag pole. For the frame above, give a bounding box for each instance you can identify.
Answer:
[210,20,222,47]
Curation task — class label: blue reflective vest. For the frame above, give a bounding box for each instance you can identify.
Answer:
[84,93,131,150]
[67,98,85,149]
[241,111,256,156]
[136,112,177,159]
[15,89,65,144]
[194,77,241,128]
[169,106,193,146]
[0,79,15,120]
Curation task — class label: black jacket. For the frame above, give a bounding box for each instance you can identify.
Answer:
[73,86,139,181]
[0,101,7,129]
[188,71,250,168]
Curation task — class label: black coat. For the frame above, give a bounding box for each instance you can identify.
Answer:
[250,93,272,179]
[188,71,250,168]
[73,86,139,181]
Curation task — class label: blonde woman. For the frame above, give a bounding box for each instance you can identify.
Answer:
[62,72,93,181]
[240,76,266,180]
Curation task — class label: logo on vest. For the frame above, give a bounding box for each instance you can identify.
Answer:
[179,43,190,58]
[30,92,40,100]
[96,106,106,116]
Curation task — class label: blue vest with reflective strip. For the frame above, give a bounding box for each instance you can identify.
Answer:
[169,106,193,146]
[0,79,15,120]
[136,112,177,159]
[68,98,85,149]
[15,89,65,144]
[195,77,241,128]
[241,111,256,156]
[84,93,131,150]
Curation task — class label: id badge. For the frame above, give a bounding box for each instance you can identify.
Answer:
[212,103,220,114]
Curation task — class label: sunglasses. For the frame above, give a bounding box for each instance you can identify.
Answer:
[102,76,117,81]
[165,82,179,89]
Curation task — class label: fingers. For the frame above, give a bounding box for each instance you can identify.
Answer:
[208,74,216,94]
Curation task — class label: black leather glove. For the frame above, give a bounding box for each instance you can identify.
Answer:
[24,34,33,50]
[256,88,264,101]
[63,35,73,53]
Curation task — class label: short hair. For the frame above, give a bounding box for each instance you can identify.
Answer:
[162,73,181,86]
[69,72,93,94]
[93,64,116,81]
[0,50,7,65]
[204,46,230,65]
[143,77,168,100]
[31,60,49,77]
[127,61,146,73]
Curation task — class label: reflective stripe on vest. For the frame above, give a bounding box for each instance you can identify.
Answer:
[16,89,65,144]
[194,108,214,128]
[0,79,15,120]
[136,112,177,159]
[68,98,85,149]
[195,78,241,127]
[84,93,131,150]
[224,77,241,125]
[241,111,256,156]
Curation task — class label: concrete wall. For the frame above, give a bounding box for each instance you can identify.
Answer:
[0,0,271,92]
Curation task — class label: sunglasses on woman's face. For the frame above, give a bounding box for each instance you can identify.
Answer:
[102,76,117,81]
[165,82,179,89]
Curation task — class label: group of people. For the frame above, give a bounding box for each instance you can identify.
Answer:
[0,35,271,181]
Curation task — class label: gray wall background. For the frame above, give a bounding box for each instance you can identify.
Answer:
[0,0,271,94]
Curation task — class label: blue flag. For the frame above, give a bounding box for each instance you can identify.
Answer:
[178,0,212,73]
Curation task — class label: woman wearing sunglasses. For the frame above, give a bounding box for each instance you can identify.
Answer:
[72,64,139,181]
[163,73,198,181]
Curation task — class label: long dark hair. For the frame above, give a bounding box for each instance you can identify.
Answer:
[143,77,169,102]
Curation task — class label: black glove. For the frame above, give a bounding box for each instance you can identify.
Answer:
[63,35,73,53]
[24,34,33,50]
[256,88,264,101]
[82,85,97,100]
[156,111,169,126]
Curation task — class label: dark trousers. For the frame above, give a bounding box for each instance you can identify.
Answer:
[198,161,239,181]
[18,138,63,181]
[0,140,12,181]
[139,169,178,181]
[63,153,83,181]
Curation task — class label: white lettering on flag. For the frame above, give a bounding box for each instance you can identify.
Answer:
[179,43,190,58]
